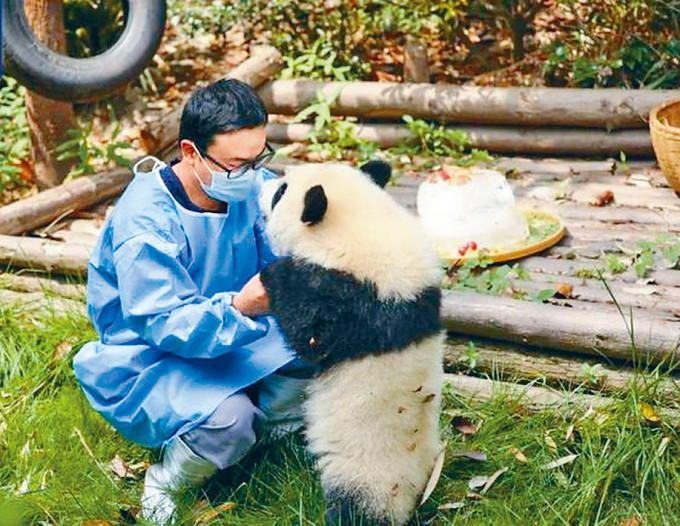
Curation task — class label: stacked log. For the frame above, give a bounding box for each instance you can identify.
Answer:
[260,80,676,156]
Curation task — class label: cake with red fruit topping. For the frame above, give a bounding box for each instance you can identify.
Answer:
[416,166,529,259]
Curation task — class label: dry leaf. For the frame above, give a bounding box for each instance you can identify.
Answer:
[109,455,137,480]
[565,424,575,443]
[589,190,614,207]
[508,446,527,463]
[420,447,446,505]
[451,451,488,461]
[544,432,558,450]
[640,402,661,424]
[541,453,579,470]
[468,475,488,490]
[82,522,116,526]
[194,501,237,523]
[437,501,465,511]
[451,416,477,436]
[618,517,640,526]
[53,339,76,362]
[657,436,671,457]
[481,467,508,494]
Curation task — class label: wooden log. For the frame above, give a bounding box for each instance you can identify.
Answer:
[444,337,680,399]
[441,290,680,365]
[0,168,129,236]
[444,373,680,421]
[265,122,654,157]
[0,272,85,300]
[0,47,284,238]
[0,235,89,275]
[0,288,85,315]
[149,46,285,156]
[259,80,677,130]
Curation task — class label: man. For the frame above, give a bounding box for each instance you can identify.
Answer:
[73,79,308,524]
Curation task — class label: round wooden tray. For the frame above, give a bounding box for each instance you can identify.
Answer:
[439,209,566,265]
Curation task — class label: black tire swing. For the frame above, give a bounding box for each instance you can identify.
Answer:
[1,0,166,101]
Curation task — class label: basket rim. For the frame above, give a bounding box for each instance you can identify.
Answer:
[650,98,680,134]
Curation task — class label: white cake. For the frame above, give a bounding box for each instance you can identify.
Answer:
[416,168,529,257]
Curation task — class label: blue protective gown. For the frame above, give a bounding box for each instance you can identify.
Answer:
[73,158,295,449]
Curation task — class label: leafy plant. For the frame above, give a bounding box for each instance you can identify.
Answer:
[0,78,30,192]
[281,41,352,81]
[445,254,530,297]
[54,106,133,178]
[293,89,380,162]
[544,1,680,88]
[63,0,125,58]
[394,115,493,165]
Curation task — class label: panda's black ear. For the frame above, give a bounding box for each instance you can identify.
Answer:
[301,185,327,226]
[359,159,392,188]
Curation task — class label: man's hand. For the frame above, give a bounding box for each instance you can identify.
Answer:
[232,273,270,316]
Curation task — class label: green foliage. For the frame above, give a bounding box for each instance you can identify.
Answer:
[544,0,680,88]
[293,89,380,162]
[0,78,30,192]
[63,0,125,58]
[53,106,133,178]
[445,254,530,297]
[281,41,352,81]
[394,115,493,165]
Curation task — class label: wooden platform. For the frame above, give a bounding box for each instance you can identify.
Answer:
[1,156,678,373]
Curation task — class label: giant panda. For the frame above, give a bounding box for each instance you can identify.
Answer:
[259,160,445,525]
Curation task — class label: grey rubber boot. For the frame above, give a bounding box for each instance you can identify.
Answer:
[141,437,218,525]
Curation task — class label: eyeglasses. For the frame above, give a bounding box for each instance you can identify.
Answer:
[200,142,275,179]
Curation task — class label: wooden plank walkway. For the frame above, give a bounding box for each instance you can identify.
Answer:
[1,156,678,373]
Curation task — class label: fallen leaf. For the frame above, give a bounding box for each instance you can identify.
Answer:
[544,432,558,451]
[420,448,446,505]
[437,501,465,511]
[450,451,488,461]
[618,517,640,526]
[82,522,116,526]
[53,338,76,362]
[657,436,670,457]
[565,424,575,443]
[466,490,484,500]
[481,467,508,494]
[109,455,137,480]
[589,190,614,207]
[641,402,661,424]
[451,416,477,436]
[468,475,488,490]
[194,501,237,523]
[508,446,527,463]
[541,453,579,470]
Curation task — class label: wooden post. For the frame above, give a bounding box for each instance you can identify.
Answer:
[24,0,77,189]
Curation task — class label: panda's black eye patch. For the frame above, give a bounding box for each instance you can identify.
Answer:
[271,182,288,211]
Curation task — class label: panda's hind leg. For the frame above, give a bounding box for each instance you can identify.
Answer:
[324,491,391,526]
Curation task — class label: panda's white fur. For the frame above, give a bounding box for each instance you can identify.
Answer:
[259,162,444,525]
[261,163,441,301]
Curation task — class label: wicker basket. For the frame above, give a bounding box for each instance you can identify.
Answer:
[650,99,680,193]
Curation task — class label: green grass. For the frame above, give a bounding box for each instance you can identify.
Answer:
[2,297,680,525]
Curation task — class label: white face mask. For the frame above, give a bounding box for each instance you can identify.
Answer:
[192,146,259,203]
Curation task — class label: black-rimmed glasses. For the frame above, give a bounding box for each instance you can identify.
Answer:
[200,142,275,179]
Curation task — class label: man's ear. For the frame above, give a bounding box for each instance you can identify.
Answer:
[301,185,327,225]
[179,139,199,160]
[359,160,392,188]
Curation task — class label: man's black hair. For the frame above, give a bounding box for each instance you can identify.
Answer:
[178,78,268,152]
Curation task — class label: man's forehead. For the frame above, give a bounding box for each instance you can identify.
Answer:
[209,128,267,160]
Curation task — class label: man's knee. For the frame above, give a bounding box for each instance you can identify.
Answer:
[181,392,261,470]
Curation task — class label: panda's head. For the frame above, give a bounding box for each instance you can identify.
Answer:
[259,160,440,300]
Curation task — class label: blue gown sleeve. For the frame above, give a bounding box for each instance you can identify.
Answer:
[113,232,268,359]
